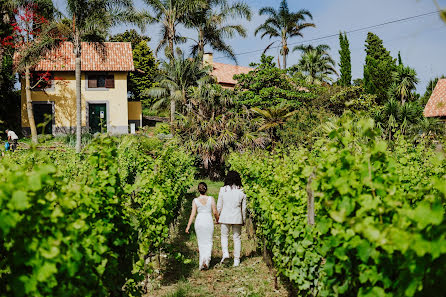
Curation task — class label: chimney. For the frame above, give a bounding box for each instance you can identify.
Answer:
[203,52,213,66]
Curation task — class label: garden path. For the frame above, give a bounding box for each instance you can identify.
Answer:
[143,182,288,297]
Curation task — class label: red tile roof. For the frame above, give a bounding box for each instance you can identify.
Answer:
[211,62,253,85]
[424,79,446,117]
[15,42,134,72]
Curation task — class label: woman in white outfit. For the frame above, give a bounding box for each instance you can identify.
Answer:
[217,171,246,267]
[186,182,219,270]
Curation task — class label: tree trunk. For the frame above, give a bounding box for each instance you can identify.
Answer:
[283,51,287,70]
[75,52,82,153]
[306,172,315,226]
[25,66,38,143]
[198,28,204,58]
[170,99,175,125]
[282,37,287,70]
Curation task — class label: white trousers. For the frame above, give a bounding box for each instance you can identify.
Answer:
[221,224,242,260]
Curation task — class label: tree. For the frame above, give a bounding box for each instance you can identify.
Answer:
[109,29,151,49]
[63,0,143,152]
[398,51,403,66]
[338,32,351,86]
[12,3,61,143]
[234,55,313,108]
[110,31,158,103]
[389,65,418,104]
[145,53,211,123]
[0,0,18,133]
[175,82,267,179]
[373,98,423,140]
[144,0,204,58]
[128,41,158,103]
[363,32,396,104]
[251,104,297,142]
[185,0,251,63]
[254,0,315,70]
[292,45,338,85]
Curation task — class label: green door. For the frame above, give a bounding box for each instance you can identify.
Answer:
[88,103,107,133]
[33,103,53,135]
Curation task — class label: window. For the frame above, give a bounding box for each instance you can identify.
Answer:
[88,74,114,89]
[31,72,53,90]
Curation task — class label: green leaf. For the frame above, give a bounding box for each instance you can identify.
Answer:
[9,191,29,210]
[36,262,58,282]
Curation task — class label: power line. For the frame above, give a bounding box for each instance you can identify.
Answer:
[213,10,439,61]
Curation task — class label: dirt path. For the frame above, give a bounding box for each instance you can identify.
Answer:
[143,190,288,297]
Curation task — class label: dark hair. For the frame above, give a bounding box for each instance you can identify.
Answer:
[224,170,242,188]
[198,182,207,194]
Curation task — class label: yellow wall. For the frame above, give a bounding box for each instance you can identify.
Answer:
[128,101,142,121]
[21,72,130,134]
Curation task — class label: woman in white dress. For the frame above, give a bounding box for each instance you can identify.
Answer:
[186,182,219,270]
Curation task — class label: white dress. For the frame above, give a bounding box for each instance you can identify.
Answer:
[194,196,214,269]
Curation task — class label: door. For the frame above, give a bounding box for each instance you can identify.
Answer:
[33,103,53,135]
[88,103,107,133]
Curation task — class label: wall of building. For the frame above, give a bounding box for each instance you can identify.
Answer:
[128,101,142,129]
[21,71,129,134]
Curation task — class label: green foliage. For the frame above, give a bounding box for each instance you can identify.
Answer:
[291,44,338,85]
[110,31,159,103]
[145,53,212,121]
[229,149,322,295]
[338,32,351,86]
[110,29,151,49]
[230,115,446,296]
[130,41,159,103]
[0,137,138,296]
[0,136,194,296]
[254,0,315,69]
[154,122,171,135]
[185,0,251,62]
[313,117,446,297]
[234,55,313,108]
[116,136,195,273]
[363,32,397,104]
[388,65,419,104]
[329,86,377,116]
[175,83,266,179]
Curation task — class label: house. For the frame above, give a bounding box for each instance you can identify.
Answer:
[424,78,446,120]
[18,42,142,135]
[203,53,253,88]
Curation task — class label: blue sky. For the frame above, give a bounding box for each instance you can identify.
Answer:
[53,0,446,92]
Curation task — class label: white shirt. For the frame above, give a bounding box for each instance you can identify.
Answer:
[217,186,247,225]
[7,131,18,140]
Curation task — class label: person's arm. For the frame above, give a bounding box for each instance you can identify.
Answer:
[217,188,223,215]
[241,193,247,225]
[211,197,219,223]
[185,200,197,233]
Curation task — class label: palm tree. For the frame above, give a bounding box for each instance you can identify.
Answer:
[63,0,144,152]
[176,82,267,178]
[293,44,330,55]
[374,98,422,140]
[143,0,204,58]
[254,0,315,69]
[185,0,251,63]
[390,65,419,104]
[145,53,212,123]
[12,2,61,144]
[293,46,338,85]
[250,104,297,142]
